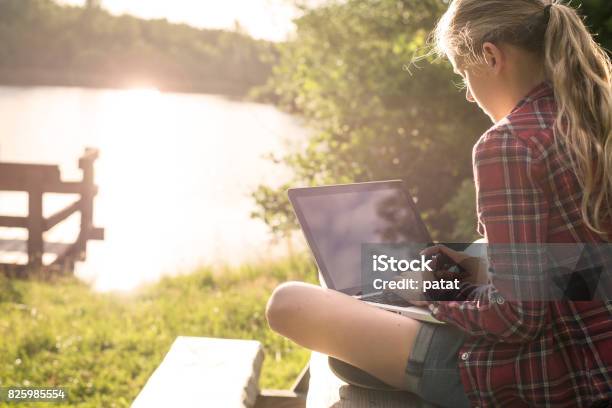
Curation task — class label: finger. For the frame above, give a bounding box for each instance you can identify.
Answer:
[433,269,456,280]
[386,272,411,283]
[422,244,467,263]
[419,244,442,257]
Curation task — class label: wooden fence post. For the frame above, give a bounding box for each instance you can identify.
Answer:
[77,148,97,260]
[27,186,44,269]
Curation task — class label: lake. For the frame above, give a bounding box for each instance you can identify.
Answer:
[0,86,308,291]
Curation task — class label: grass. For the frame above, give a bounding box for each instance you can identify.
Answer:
[0,254,318,407]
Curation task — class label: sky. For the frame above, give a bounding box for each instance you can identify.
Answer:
[55,0,303,42]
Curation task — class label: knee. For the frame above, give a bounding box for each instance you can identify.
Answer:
[265,281,311,335]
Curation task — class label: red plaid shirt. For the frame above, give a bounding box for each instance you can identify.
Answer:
[429,83,612,407]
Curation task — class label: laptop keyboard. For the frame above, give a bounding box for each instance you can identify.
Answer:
[364,291,413,307]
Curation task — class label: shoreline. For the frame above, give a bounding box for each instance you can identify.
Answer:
[0,68,260,97]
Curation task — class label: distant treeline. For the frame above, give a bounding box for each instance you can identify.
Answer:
[0,0,275,94]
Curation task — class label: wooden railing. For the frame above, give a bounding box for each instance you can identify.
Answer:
[0,148,104,276]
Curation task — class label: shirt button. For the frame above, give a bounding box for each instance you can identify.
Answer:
[461,352,469,361]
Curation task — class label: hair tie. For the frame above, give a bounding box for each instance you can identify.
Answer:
[543,4,553,24]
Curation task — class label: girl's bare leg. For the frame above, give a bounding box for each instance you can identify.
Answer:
[265,281,421,390]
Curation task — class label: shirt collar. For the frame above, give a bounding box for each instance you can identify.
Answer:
[510,81,553,114]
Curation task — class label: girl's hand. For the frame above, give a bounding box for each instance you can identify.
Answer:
[420,244,489,286]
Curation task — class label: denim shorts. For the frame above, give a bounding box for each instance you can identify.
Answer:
[404,322,471,408]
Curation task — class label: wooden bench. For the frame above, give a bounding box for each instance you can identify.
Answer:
[132,336,307,408]
[132,336,436,408]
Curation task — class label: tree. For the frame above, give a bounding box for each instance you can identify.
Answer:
[252,0,612,241]
[0,0,274,94]
[252,0,490,241]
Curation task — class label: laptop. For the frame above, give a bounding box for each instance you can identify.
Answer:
[288,180,444,324]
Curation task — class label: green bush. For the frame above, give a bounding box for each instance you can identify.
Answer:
[251,0,611,242]
[251,0,490,241]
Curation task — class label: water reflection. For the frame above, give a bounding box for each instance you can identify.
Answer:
[0,86,306,291]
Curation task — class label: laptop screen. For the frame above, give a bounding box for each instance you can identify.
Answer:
[288,181,432,295]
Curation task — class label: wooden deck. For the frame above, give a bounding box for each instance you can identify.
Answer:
[0,148,104,276]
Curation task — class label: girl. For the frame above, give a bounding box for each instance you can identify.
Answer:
[265,1,612,407]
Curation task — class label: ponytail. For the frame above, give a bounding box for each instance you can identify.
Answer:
[544,2,612,239]
[434,0,612,239]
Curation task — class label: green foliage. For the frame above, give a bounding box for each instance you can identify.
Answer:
[442,178,479,242]
[581,0,612,51]
[251,0,611,241]
[252,0,490,241]
[0,255,317,407]
[0,0,275,94]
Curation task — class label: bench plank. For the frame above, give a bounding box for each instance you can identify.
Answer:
[133,336,263,408]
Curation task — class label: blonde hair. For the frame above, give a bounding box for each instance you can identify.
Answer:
[434,0,612,240]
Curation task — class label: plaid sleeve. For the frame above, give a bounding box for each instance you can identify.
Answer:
[430,130,551,342]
